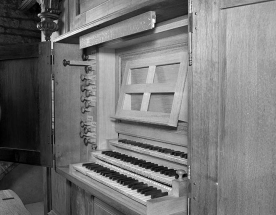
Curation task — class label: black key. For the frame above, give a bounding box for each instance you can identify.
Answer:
[117,178,134,184]
[171,151,182,156]
[151,166,164,172]
[131,184,148,190]
[180,153,188,159]
[118,139,127,143]
[139,186,155,194]
[121,180,138,186]
[137,186,152,193]
[159,168,169,174]
[127,182,144,188]
[161,149,174,154]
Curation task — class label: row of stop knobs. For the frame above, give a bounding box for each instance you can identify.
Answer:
[80,71,97,113]
[80,64,97,149]
[80,120,96,146]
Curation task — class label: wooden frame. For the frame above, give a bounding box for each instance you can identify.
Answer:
[114,52,188,127]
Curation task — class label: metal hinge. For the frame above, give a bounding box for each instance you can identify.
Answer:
[188,0,193,66]
[53,152,56,169]
[188,197,191,215]
[187,165,191,215]
[50,54,54,65]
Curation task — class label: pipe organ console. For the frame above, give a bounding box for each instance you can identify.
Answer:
[70,137,188,214]
[51,9,189,212]
[1,0,275,215]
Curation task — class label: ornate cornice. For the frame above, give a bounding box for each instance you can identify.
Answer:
[36,0,62,41]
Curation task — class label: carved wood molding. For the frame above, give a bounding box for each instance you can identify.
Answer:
[36,0,61,41]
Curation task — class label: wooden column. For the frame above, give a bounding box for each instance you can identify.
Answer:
[190,0,220,214]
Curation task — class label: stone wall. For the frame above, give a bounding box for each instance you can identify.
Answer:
[0,0,41,46]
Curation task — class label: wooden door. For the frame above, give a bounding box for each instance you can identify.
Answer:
[218,1,276,215]
[0,42,53,166]
[53,43,91,167]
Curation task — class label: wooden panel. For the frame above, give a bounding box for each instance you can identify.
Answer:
[190,0,219,214]
[54,0,187,44]
[80,0,108,14]
[148,93,174,113]
[97,48,118,150]
[94,198,125,215]
[102,16,188,49]
[0,42,52,166]
[130,67,148,84]
[116,121,188,147]
[85,0,149,25]
[71,183,93,215]
[0,58,39,150]
[49,0,70,41]
[53,43,89,166]
[221,0,274,8]
[51,170,70,215]
[69,0,85,31]
[0,43,39,60]
[43,167,51,214]
[218,2,276,215]
[124,83,176,93]
[147,196,187,215]
[80,11,156,48]
[38,43,53,166]
[178,76,188,122]
[58,167,141,215]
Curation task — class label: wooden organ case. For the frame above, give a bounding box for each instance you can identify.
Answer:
[1,0,276,215]
[0,1,189,215]
[56,11,189,215]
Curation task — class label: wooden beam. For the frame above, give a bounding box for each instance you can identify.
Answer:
[80,11,156,48]
[102,15,188,49]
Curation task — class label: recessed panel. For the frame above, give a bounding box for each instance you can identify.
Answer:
[148,93,174,113]
[154,63,179,84]
[129,67,149,85]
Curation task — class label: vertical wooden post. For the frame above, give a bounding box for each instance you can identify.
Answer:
[190,0,220,214]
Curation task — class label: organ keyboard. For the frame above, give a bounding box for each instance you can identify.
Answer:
[70,138,188,215]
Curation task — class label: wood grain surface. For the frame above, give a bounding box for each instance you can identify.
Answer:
[190,0,220,214]
[53,43,90,166]
[218,1,276,215]
[221,0,274,8]
[0,42,52,166]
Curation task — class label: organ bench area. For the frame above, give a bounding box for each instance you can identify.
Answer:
[1,0,276,215]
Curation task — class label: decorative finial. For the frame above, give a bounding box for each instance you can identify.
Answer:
[36,0,61,41]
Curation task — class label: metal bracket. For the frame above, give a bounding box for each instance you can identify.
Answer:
[188,0,193,66]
